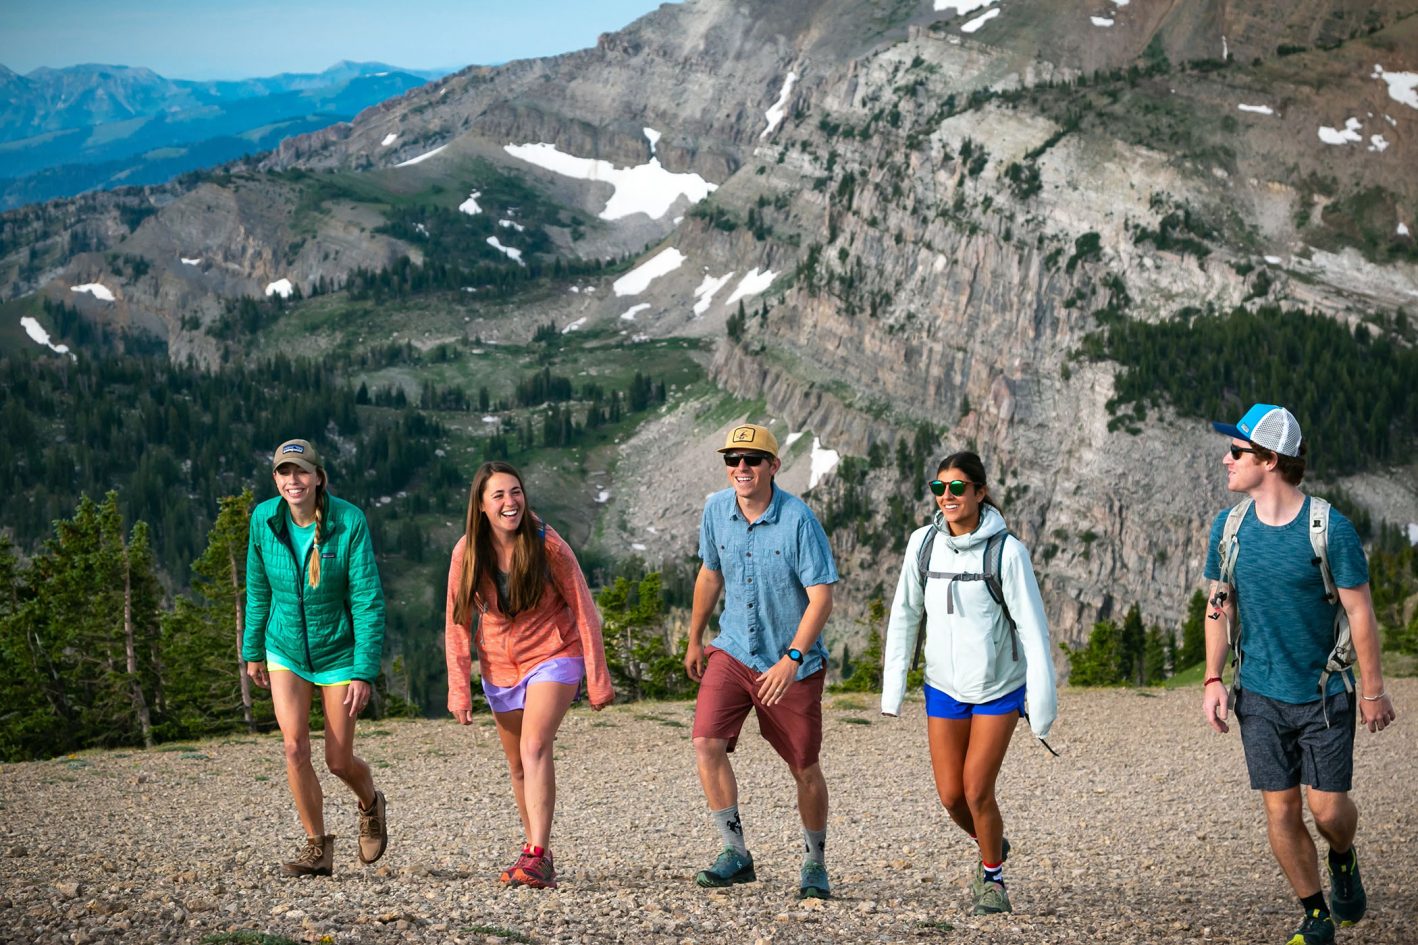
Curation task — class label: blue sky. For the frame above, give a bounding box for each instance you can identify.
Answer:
[0,1,675,79]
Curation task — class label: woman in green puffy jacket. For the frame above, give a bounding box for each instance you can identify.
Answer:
[243,438,388,877]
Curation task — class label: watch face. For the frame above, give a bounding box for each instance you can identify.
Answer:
[788,648,803,662]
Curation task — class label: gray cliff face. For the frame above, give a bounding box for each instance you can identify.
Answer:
[6,0,1417,651]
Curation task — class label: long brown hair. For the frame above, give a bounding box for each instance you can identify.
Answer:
[452,461,548,625]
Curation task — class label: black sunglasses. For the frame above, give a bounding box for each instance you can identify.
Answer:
[723,452,769,467]
[1228,445,1258,460]
[929,479,974,497]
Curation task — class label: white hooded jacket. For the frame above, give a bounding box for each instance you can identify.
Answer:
[880,504,1057,739]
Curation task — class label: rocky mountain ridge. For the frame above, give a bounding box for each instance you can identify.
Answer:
[4,0,1417,649]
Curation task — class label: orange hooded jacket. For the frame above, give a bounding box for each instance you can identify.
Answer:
[445,524,614,712]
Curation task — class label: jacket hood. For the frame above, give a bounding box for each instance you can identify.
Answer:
[932,503,1007,552]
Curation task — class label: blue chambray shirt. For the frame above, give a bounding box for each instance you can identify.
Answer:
[698,483,839,680]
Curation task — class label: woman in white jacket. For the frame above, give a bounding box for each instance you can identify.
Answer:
[881,450,1057,916]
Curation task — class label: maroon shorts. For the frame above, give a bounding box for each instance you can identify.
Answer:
[692,648,825,770]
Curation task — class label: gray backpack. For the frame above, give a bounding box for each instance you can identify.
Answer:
[910,527,1017,672]
[1216,495,1354,714]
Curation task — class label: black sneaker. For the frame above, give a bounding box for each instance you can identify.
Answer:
[1328,848,1367,927]
[1285,909,1335,945]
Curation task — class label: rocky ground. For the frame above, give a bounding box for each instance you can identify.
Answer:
[3,680,1416,945]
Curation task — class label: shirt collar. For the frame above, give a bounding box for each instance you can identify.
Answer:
[730,482,783,524]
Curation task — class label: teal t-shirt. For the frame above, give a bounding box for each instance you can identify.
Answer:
[1204,497,1369,704]
[288,509,317,569]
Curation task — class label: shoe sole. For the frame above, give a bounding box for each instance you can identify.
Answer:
[797,886,831,900]
[695,866,757,888]
[281,866,332,877]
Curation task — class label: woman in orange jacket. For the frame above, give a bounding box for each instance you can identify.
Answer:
[445,461,614,889]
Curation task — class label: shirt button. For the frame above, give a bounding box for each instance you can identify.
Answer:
[746,552,752,557]
[747,578,753,584]
[747,602,755,609]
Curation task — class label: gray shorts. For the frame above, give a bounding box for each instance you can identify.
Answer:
[1234,688,1355,792]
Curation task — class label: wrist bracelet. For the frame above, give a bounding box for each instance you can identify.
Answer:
[1203,676,1223,687]
[1361,689,1388,702]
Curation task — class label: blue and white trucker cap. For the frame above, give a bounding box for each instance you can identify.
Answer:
[1211,403,1302,457]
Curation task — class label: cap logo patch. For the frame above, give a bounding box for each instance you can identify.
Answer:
[282,444,306,454]
[732,427,756,443]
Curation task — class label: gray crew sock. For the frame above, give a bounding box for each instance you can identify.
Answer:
[803,827,827,866]
[711,805,748,856]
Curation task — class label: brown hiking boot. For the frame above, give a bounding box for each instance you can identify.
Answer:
[357,790,387,864]
[281,834,334,877]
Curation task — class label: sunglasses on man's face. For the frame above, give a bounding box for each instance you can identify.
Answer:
[1228,445,1258,460]
[723,452,769,467]
[929,479,973,497]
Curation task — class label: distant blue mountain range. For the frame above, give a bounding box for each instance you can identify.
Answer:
[0,60,448,210]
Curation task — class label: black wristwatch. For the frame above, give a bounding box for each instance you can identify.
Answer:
[786,648,804,664]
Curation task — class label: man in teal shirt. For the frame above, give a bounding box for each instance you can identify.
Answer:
[1201,404,1397,945]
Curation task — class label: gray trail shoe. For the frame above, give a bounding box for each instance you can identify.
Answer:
[798,861,831,900]
[357,790,387,864]
[281,834,334,877]
[695,847,756,888]
[971,878,1012,915]
[1328,848,1366,927]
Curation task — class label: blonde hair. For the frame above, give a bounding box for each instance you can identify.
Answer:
[452,462,548,625]
[305,469,329,589]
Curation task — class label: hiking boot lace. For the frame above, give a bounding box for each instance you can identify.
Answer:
[359,806,383,838]
[294,839,324,865]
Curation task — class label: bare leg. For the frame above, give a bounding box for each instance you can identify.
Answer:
[515,681,578,849]
[927,715,975,837]
[1307,788,1358,856]
[693,736,739,811]
[1262,788,1323,898]
[493,708,531,842]
[493,682,577,848]
[270,672,323,837]
[960,712,1018,865]
[788,762,828,832]
[319,683,376,808]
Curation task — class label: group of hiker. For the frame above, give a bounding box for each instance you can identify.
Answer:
[240,402,1397,944]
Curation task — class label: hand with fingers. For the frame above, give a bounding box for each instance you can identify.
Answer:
[755,657,798,707]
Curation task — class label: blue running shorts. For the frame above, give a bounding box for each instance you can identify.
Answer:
[924,682,1026,719]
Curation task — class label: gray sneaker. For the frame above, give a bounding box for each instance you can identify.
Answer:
[695,847,756,887]
[281,834,334,877]
[972,879,1012,915]
[798,861,831,900]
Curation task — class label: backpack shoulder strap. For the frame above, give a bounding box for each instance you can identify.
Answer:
[916,526,938,585]
[984,531,1019,659]
[1307,495,1356,704]
[1307,495,1336,604]
[1218,497,1252,587]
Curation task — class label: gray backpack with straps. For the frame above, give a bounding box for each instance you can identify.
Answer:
[910,527,1018,672]
[1216,495,1354,709]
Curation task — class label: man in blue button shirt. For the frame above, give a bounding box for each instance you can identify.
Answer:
[684,423,839,899]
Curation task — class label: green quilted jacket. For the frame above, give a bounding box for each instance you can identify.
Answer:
[243,494,386,682]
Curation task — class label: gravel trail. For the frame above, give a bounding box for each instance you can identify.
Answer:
[3,681,1415,944]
